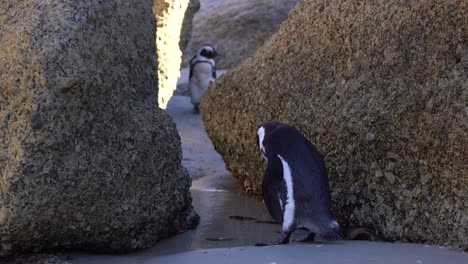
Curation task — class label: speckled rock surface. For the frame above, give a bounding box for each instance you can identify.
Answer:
[201,0,467,250]
[182,0,300,69]
[5,253,72,264]
[155,0,200,108]
[0,0,197,257]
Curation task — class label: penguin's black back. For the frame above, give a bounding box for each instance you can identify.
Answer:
[262,121,332,215]
[189,56,216,79]
[259,121,343,240]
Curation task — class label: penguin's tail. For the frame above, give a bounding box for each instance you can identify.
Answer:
[303,215,343,241]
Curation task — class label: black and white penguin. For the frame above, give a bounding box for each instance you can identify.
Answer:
[255,120,343,246]
[189,44,217,113]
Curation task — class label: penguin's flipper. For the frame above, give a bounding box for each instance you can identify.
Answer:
[254,231,291,247]
[189,55,196,79]
[212,66,217,79]
[256,157,291,247]
[261,156,285,224]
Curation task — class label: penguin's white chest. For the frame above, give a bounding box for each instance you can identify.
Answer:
[278,154,295,231]
[189,63,214,105]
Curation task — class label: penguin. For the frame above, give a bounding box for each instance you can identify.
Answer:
[188,44,217,113]
[255,120,343,246]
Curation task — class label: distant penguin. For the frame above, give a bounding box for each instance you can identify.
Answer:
[255,121,343,246]
[189,44,217,113]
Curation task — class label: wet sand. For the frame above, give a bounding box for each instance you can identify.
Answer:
[147,242,468,264]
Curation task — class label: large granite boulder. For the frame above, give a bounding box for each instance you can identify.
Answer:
[155,0,200,108]
[182,0,300,69]
[0,0,197,257]
[202,0,467,250]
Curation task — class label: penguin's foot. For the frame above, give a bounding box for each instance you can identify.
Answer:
[255,232,291,246]
[193,105,200,113]
[293,232,316,243]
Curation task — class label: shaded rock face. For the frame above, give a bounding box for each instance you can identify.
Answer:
[0,0,197,257]
[182,0,300,69]
[155,0,200,108]
[179,0,201,51]
[202,0,467,250]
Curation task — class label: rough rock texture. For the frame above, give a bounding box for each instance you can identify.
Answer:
[202,0,467,250]
[155,0,200,108]
[182,0,300,69]
[6,254,72,264]
[179,0,201,52]
[0,0,197,257]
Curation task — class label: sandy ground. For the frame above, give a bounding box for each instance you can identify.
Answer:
[144,242,468,264]
[67,93,468,264]
[70,241,468,264]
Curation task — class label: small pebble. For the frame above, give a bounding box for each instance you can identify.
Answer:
[366,132,376,141]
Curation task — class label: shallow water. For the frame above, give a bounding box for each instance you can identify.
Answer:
[147,188,282,256]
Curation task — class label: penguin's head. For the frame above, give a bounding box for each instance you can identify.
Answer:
[197,44,217,59]
[256,121,282,161]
